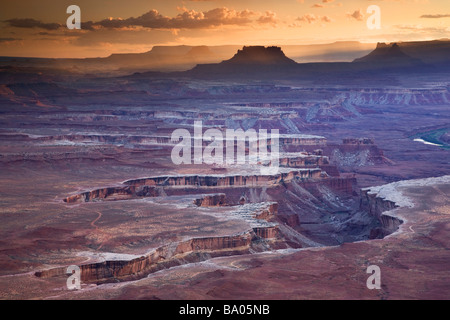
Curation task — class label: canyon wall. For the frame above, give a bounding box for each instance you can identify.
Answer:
[64,174,352,204]
[194,193,227,207]
[64,185,160,203]
[35,229,280,284]
[299,177,356,196]
[279,155,329,168]
[252,226,279,239]
[123,169,323,188]
[359,189,403,237]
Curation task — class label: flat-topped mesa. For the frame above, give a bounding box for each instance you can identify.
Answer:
[63,169,331,204]
[188,134,326,147]
[123,169,324,188]
[31,133,327,149]
[63,185,159,203]
[35,201,283,284]
[63,186,136,203]
[343,138,374,145]
[224,46,297,66]
[29,134,175,146]
[353,42,425,66]
[35,232,257,284]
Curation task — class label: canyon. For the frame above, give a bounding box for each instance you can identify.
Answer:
[0,44,449,300]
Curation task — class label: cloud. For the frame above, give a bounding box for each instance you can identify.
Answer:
[288,22,302,28]
[4,7,277,32]
[420,14,450,18]
[297,14,332,24]
[347,10,364,21]
[312,0,337,8]
[257,11,278,25]
[84,8,268,30]
[4,18,62,30]
[35,31,80,38]
[0,37,22,42]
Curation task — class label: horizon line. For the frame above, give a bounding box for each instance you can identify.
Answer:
[1,38,448,60]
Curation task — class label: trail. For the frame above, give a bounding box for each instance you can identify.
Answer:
[90,211,102,230]
[90,211,106,250]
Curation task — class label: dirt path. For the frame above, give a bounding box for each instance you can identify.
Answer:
[90,211,107,250]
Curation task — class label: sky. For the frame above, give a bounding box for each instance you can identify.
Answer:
[0,0,449,58]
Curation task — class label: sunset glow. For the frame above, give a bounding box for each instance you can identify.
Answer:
[1,0,449,58]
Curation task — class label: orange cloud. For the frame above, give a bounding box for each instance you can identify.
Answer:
[5,8,278,31]
[297,14,332,24]
[347,9,364,21]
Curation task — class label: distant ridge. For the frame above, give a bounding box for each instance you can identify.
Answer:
[353,42,425,67]
[186,46,214,58]
[3,40,448,79]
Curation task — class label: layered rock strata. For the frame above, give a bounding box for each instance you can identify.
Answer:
[35,201,282,284]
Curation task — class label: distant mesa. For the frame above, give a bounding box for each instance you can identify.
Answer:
[353,42,425,67]
[146,45,192,57]
[223,46,297,66]
[2,40,449,78]
[188,46,299,78]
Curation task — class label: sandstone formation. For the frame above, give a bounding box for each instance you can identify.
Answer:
[360,189,403,238]
[35,202,282,284]
[35,231,256,283]
[124,169,323,188]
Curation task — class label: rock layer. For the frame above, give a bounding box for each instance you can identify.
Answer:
[360,189,403,237]
[35,229,280,284]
